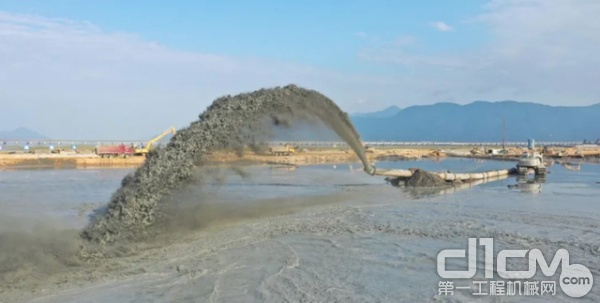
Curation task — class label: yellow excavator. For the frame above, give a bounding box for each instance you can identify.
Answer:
[135,127,176,156]
[558,147,578,158]
[470,147,484,155]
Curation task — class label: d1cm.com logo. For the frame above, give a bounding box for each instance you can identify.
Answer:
[437,238,593,298]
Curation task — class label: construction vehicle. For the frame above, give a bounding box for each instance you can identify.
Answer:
[470,147,484,155]
[558,147,578,158]
[516,152,546,175]
[134,127,176,156]
[542,146,558,157]
[558,145,600,158]
[430,149,446,157]
[268,144,296,156]
[96,144,135,158]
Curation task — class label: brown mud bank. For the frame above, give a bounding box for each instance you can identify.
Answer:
[0,154,145,169]
[209,148,442,166]
[0,148,442,170]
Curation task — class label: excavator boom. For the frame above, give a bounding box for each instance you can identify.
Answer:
[135,127,176,155]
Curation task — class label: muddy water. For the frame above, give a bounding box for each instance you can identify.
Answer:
[1,159,599,302]
[0,169,132,230]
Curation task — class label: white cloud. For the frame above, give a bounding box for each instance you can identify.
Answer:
[429,21,454,32]
[469,0,600,97]
[359,0,600,107]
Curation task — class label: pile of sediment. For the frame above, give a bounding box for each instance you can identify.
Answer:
[386,169,449,187]
[405,169,448,187]
[82,85,370,244]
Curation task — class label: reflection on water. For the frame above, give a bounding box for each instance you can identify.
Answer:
[0,168,134,227]
[512,174,546,194]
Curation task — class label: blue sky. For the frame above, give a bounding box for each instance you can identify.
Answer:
[0,0,488,73]
[1,0,599,139]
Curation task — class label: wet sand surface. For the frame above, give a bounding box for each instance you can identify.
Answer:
[1,158,599,302]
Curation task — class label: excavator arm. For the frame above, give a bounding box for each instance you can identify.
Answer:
[135,127,176,154]
[558,147,578,157]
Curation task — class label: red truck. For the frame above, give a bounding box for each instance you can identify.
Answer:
[95,144,135,158]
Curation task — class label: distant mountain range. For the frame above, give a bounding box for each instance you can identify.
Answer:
[4,101,598,143]
[351,105,401,119]
[0,127,49,140]
[351,101,600,142]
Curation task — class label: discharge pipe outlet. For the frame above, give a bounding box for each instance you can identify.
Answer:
[363,164,377,176]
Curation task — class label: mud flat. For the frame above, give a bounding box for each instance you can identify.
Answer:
[1,161,599,302]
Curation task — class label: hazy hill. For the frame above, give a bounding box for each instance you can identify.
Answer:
[352,101,600,142]
[351,105,401,118]
[0,127,49,140]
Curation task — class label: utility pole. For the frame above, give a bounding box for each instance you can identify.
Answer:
[502,117,506,151]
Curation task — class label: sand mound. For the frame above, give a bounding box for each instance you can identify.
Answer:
[386,169,449,188]
[406,169,448,187]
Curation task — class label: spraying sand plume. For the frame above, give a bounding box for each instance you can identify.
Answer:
[83,85,372,243]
